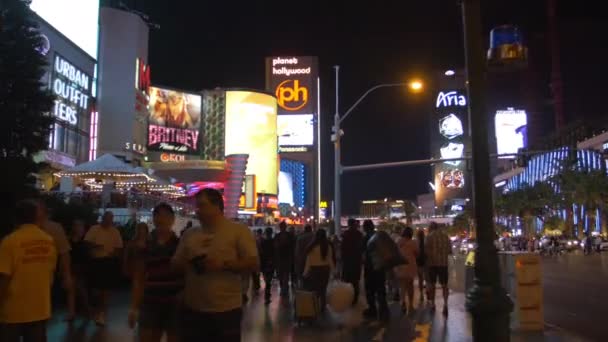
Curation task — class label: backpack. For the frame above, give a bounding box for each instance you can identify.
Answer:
[366,231,406,271]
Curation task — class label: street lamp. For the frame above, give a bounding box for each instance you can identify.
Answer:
[332,71,423,236]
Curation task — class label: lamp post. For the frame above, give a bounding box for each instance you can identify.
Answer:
[461,0,513,340]
[332,68,422,236]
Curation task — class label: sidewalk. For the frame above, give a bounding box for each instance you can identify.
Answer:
[47,287,591,341]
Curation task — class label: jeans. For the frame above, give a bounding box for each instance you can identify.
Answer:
[180,307,242,342]
[365,268,388,315]
[0,320,47,342]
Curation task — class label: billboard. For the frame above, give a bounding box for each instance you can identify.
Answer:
[432,83,470,206]
[266,56,318,116]
[225,91,278,195]
[278,114,314,147]
[278,171,294,205]
[30,0,99,59]
[147,87,202,155]
[495,108,528,158]
[50,54,92,127]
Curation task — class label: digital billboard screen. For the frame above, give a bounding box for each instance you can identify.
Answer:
[147,87,202,155]
[266,56,318,115]
[495,108,527,158]
[277,114,314,147]
[30,0,99,59]
[225,91,278,195]
[278,171,294,206]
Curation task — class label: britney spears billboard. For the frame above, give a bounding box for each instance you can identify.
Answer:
[147,87,202,154]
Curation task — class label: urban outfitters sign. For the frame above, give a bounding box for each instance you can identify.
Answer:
[51,54,92,126]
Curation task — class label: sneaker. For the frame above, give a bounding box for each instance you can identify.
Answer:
[95,312,106,326]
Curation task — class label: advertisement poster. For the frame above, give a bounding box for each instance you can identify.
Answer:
[147,87,201,155]
[277,114,314,147]
[495,109,527,157]
[265,56,318,115]
[225,91,278,195]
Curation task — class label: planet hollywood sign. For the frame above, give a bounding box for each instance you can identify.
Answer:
[51,55,91,126]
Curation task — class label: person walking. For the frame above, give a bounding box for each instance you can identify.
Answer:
[68,219,91,320]
[0,200,58,342]
[259,227,276,305]
[251,228,264,293]
[172,188,259,342]
[415,229,427,304]
[340,218,364,306]
[40,204,74,322]
[295,225,314,287]
[128,203,182,342]
[303,229,335,311]
[394,227,419,314]
[123,222,149,278]
[84,211,124,326]
[362,220,390,321]
[274,221,294,297]
[425,222,452,316]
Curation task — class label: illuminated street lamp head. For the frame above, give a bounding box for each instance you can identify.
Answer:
[409,79,424,93]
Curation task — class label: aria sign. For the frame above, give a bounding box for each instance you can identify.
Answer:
[51,54,91,126]
[436,91,467,108]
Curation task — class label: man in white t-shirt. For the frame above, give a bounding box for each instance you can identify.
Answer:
[173,188,259,342]
[84,211,123,326]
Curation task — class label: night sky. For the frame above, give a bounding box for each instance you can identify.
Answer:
[127,0,607,214]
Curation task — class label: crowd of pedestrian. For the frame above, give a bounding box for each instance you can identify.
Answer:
[0,190,454,341]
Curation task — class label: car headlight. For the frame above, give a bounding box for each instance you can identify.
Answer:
[573,241,579,245]
[567,241,572,246]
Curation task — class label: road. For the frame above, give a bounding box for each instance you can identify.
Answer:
[541,252,608,342]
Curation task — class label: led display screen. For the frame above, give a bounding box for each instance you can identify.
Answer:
[277,114,314,147]
[147,87,202,155]
[495,108,527,158]
[278,171,294,205]
[30,0,99,59]
[225,91,278,195]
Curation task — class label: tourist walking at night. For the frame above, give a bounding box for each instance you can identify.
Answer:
[123,222,149,278]
[303,229,335,311]
[362,220,390,321]
[415,229,427,304]
[295,225,314,287]
[128,203,182,342]
[68,219,91,320]
[259,227,276,305]
[172,188,259,342]
[85,211,124,326]
[40,204,75,322]
[274,221,294,297]
[341,218,364,306]
[425,222,452,316]
[394,227,419,314]
[0,200,57,342]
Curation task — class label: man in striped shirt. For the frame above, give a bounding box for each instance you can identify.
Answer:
[425,222,452,316]
[128,203,182,342]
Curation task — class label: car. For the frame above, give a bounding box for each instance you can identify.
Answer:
[459,239,476,254]
[599,239,608,251]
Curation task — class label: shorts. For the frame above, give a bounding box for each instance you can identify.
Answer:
[428,266,448,286]
[139,302,179,334]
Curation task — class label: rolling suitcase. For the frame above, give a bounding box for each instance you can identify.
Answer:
[294,289,320,324]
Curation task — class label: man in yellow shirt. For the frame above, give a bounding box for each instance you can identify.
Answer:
[0,199,58,342]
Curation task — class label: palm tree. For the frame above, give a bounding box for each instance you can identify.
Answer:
[495,182,558,237]
[554,166,608,238]
[403,200,418,225]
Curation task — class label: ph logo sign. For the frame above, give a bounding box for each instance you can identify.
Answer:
[276,79,308,111]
